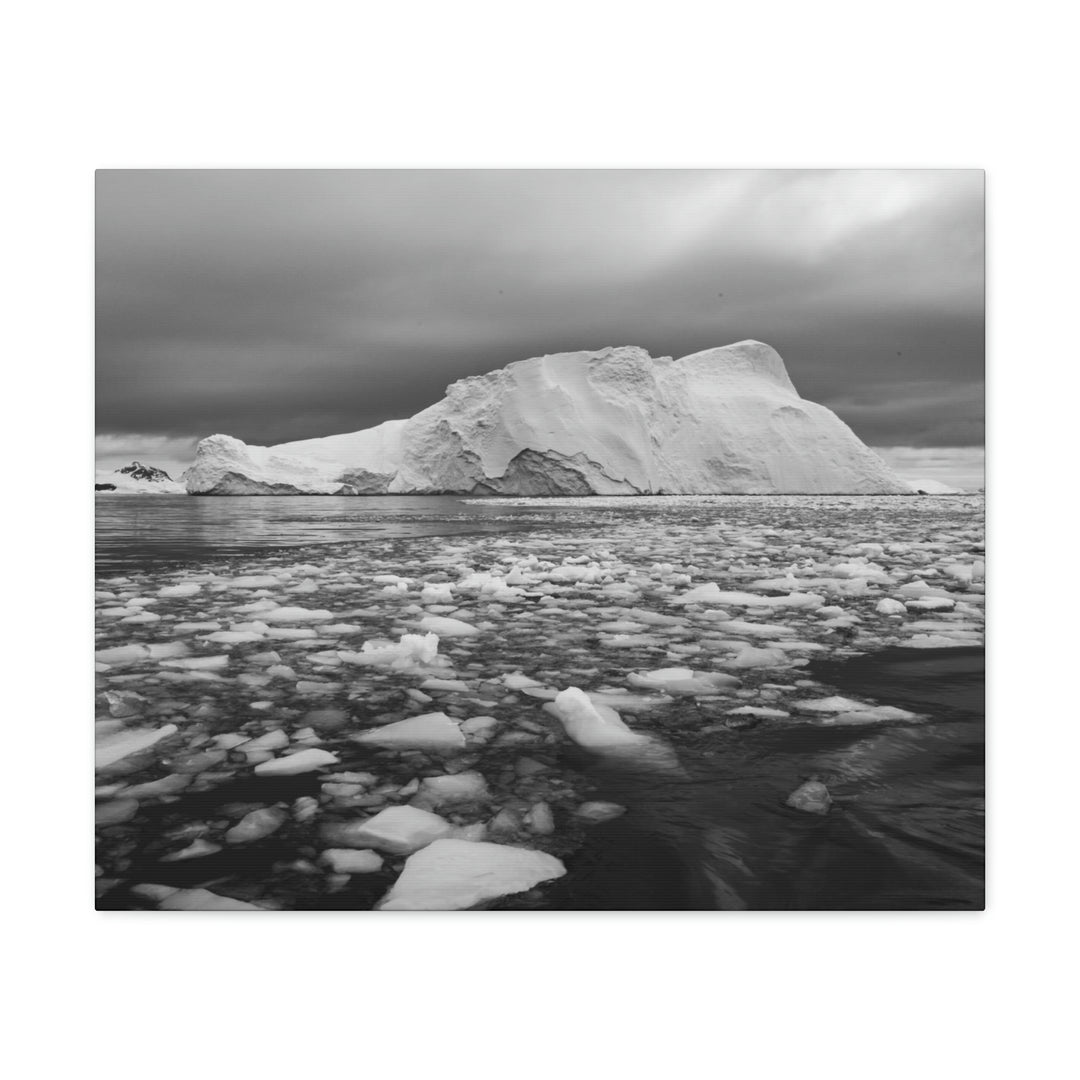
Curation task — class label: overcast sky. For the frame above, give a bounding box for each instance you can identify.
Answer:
[96,169,983,483]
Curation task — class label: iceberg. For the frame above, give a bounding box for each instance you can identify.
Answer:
[185,341,908,495]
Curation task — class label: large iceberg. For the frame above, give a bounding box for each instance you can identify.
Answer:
[185,341,907,495]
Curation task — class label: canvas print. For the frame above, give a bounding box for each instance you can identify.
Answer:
[95,170,985,911]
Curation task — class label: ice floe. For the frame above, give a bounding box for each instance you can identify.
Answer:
[376,839,566,910]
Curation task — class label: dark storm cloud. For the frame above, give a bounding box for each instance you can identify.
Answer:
[96,169,983,452]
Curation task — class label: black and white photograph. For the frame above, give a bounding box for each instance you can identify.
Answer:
[94,169,985,912]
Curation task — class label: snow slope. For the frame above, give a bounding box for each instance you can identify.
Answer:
[185,341,908,495]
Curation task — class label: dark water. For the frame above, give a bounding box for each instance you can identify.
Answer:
[95,494,569,574]
[550,647,984,910]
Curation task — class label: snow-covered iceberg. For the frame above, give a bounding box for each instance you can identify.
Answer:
[185,340,908,495]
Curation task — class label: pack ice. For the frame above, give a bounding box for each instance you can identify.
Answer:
[184,341,907,495]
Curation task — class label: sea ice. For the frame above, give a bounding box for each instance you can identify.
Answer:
[261,606,335,623]
[339,632,441,670]
[548,688,649,749]
[225,807,288,844]
[158,582,202,597]
[786,780,832,814]
[627,668,741,694]
[320,849,384,874]
[726,647,789,669]
[411,771,489,809]
[253,748,340,775]
[376,839,567,910]
[418,615,480,637]
[353,712,466,752]
[325,805,454,855]
[875,598,907,615]
[95,723,179,769]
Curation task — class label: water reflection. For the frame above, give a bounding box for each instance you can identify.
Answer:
[95,494,564,573]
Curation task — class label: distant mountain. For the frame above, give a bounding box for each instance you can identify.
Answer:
[95,461,186,494]
[185,341,909,496]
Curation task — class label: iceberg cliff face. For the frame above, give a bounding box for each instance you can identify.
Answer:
[185,341,908,495]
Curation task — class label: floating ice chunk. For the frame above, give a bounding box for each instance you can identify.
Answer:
[672,583,736,605]
[797,696,918,723]
[709,620,796,637]
[160,655,230,671]
[327,806,454,855]
[158,582,201,597]
[460,715,499,738]
[896,580,953,599]
[376,839,566,910]
[266,627,318,641]
[876,598,907,615]
[227,576,282,589]
[813,707,920,725]
[526,801,555,835]
[786,780,832,814]
[242,729,289,752]
[95,723,178,769]
[574,801,627,823]
[797,696,871,713]
[123,773,193,798]
[411,771,489,809]
[726,647,789,669]
[202,630,265,644]
[504,682,560,705]
[160,838,223,861]
[248,650,283,665]
[295,680,341,694]
[548,688,649,749]
[95,644,150,664]
[172,621,223,633]
[253,748,339,775]
[133,885,267,911]
[320,849,384,874]
[418,615,480,638]
[225,807,288,844]
[903,634,979,649]
[904,597,956,611]
[96,799,139,826]
[261,606,335,623]
[420,583,456,605]
[234,599,279,613]
[599,633,666,648]
[727,705,790,719]
[418,677,471,691]
[353,712,466,752]
[340,632,441,670]
[587,690,671,710]
[627,668,740,695]
[121,611,161,624]
[626,608,686,627]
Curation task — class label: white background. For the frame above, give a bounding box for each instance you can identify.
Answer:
[5,2,1076,1078]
